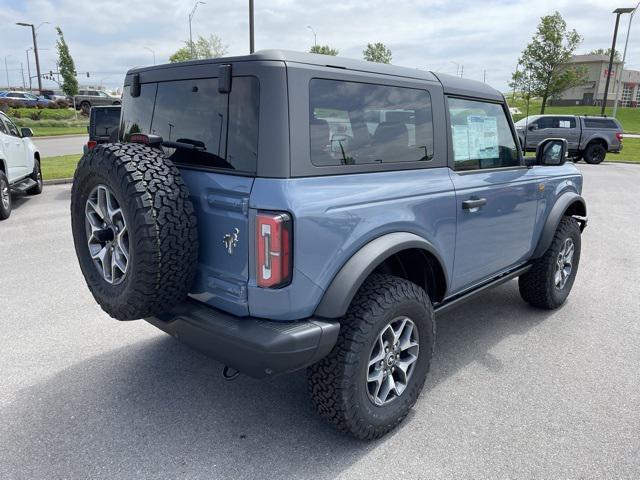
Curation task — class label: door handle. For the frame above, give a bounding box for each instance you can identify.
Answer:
[462,198,487,210]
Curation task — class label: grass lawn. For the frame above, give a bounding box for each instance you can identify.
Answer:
[32,126,87,137]
[42,154,81,180]
[507,97,640,134]
[614,137,640,163]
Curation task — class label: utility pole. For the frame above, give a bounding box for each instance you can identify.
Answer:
[21,63,26,89]
[483,69,486,83]
[602,11,623,115]
[16,22,43,94]
[460,65,464,78]
[249,0,255,53]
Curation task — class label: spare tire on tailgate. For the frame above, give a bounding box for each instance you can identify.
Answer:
[70,143,198,320]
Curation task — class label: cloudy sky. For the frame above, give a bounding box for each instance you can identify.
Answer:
[1,0,638,92]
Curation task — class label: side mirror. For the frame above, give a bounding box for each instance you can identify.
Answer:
[536,138,568,166]
[20,127,34,138]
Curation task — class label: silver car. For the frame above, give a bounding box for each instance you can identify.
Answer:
[72,89,121,114]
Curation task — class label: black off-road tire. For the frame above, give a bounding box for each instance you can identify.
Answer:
[519,217,581,310]
[80,101,91,115]
[308,274,435,440]
[70,143,198,320]
[0,172,11,220]
[582,143,606,164]
[27,159,43,195]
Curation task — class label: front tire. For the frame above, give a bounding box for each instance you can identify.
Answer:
[0,172,11,220]
[27,159,43,195]
[519,217,581,309]
[308,274,435,440]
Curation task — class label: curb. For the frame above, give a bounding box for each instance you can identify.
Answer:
[44,178,73,185]
[603,160,640,165]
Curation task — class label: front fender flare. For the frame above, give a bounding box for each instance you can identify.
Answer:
[314,232,448,319]
[532,192,586,259]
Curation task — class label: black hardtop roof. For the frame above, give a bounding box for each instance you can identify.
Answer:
[125,49,504,101]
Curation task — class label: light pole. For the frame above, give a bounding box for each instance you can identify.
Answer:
[4,55,11,89]
[16,22,45,94]
[612,2,639,117]
[601,8,635,115]
[188,1,205,58]
[249,0,255,53]
[25,49,32,91]
[144,46,156,65]
[307,25,317,47]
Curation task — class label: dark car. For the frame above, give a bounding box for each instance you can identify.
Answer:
[84,106,121,153]
[0,91,51,107]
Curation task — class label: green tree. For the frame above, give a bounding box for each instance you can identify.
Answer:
[363,42,392,64]
[589,48,621,61]
[55,27,78,96]
[310,45,339,56]
[169,34,228,63]
[510,11,586,114]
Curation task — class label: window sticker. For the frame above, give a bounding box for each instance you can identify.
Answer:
[558,120,571,128]
[467,115,499,160]
[452,124,470,161]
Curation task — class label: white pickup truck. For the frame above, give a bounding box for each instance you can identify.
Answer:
[0,111,43,220]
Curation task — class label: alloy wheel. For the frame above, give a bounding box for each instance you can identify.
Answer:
[84,184,129,285]
[367,316,420,406]
[554,238,574,290]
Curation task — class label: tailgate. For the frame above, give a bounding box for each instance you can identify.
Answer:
[179,169,254,317]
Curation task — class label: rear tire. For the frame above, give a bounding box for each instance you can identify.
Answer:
[80,101,90,115]
[519,217,581,309]
[27,159,43,195]
[308,274,435,440]
[0,172,11,220]
[582,143,606,164]
[70,143,198,320]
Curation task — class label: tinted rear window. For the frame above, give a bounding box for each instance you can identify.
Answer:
[583,118,619,129]
[309,79,433,166]
[120,76,259,174]
[91,108,120,138]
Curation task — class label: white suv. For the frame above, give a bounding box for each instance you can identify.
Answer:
[0,111,43,220]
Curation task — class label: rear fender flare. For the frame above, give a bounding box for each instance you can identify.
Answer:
[314,232,448,319]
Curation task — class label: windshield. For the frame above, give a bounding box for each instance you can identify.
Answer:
[514,116,538,127]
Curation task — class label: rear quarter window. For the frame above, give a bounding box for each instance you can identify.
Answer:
[583,118,619,129]
[309,79,434,166]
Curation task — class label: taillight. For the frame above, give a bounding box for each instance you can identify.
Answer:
[87,140,97,150]
[130,133,150,144]
[256,212,292,288]
[616,132,623,141]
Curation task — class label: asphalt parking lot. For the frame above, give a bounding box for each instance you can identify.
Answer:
[1,163,639,479]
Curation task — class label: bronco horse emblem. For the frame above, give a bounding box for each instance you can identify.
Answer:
[223,228,240,254]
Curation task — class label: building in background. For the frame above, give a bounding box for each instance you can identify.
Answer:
[550,54,640,108]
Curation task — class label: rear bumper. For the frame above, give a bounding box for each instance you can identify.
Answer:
[147,300,340,379]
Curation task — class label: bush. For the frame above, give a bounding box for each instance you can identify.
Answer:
[29,110,41,120]
[46,102,59,109]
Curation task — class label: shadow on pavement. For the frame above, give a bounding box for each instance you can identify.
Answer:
[1,282,553,479]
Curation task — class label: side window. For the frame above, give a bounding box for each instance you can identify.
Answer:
[0,115,8,135]
[535,116,554,129]
[309,79,433,166]
[2,115,20,137]
[556,117,576,129]
[448,97,519,171]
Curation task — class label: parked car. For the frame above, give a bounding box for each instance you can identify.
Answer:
[40,89,67,102]
[72,89,121,114]
[0,111,43,220]
[84,105,121,153]
[515,114,623,164]
[69,50,587,440]
[0,91,51,107]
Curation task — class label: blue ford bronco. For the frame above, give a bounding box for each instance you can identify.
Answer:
[70,51,587,439]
